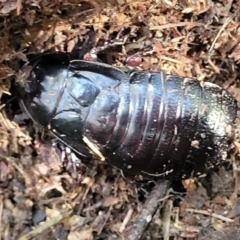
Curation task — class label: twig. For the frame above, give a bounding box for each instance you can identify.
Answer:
[159,55,186,64]
[150,22,206,31]
[119,208,134,233]
[83,135,105,161]
[123,180,170,240]
[16,0,22,15]
[208,10,239,57]
[185,208,234,223]
[0,195,3,239]
[162,199,173,240]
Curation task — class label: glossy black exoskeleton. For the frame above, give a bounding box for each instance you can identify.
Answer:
[20,52,238,179]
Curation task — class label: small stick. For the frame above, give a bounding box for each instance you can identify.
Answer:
[185,208,234,223]
[150,22,206,31]
[120,208,134,233]
[123,180,170,240]
[208,10,239,56]
[82,136,105,161]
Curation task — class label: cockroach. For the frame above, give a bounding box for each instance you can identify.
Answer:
[19,52,238,179]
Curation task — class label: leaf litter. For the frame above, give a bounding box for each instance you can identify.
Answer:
[0,0,240,239]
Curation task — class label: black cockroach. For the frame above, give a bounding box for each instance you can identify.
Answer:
[19,52,238,179]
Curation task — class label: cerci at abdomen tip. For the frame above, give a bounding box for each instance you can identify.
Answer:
[20,52,238,179]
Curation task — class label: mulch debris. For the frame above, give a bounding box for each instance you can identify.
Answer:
[0,1,240,239]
